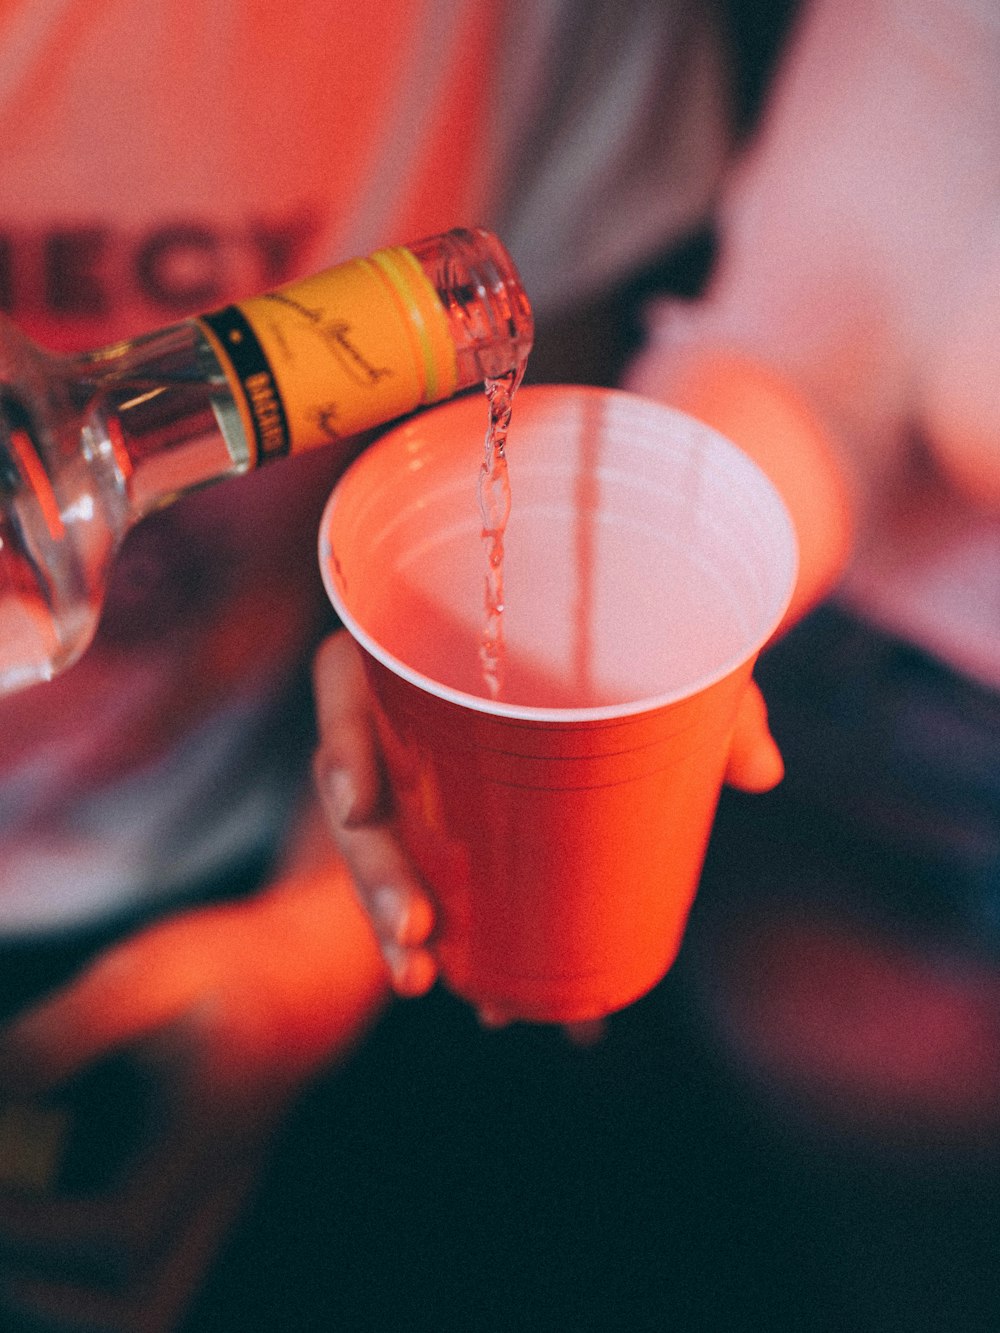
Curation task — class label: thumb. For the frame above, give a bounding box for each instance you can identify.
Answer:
[724,680,784,793]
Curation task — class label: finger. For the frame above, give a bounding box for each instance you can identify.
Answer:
[0,1158,257,1333]
[335,821,437,992]
[0,927,214,1097]
[382,942,437,998]
[312,631,383,826]
[724,680,785,793]
[312,631,439,994]
[0,981,139,1101]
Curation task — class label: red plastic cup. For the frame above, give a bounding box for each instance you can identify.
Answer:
[319,385,797,1023]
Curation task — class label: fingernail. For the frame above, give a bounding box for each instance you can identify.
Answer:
[327,770,357,825]
[372,886,407,942]
[371,887,434,948]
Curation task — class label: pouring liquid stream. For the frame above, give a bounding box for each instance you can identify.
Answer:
[477,362,525,700]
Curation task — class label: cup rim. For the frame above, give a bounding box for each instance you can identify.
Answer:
[319,384,798,724]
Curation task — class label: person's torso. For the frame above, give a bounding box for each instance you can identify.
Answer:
[0,0,729,933]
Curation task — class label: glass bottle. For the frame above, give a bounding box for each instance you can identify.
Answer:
[0,228,533,695]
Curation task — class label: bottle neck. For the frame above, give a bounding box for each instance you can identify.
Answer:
[77,228,534,523]
[408,229,534,388]
[0,229,532,696]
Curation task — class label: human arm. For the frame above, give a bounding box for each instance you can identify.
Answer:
[0,797,389,1332]
[627,0,1000,593]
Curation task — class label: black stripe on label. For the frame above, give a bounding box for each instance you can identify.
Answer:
[202,305,291,462]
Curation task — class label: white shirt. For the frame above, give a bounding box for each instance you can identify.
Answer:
[0,0,729,933]
[634,0,1000,689]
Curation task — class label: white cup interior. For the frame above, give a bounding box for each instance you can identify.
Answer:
[320,386,797,721]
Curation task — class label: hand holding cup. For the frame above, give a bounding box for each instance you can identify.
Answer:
[314,387,796,1023]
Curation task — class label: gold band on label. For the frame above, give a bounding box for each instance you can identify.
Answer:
[368,249,439,403]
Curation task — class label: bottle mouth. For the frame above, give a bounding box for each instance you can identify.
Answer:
[410,228,534,384]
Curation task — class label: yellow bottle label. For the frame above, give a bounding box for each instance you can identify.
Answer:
[197,246,459,464]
